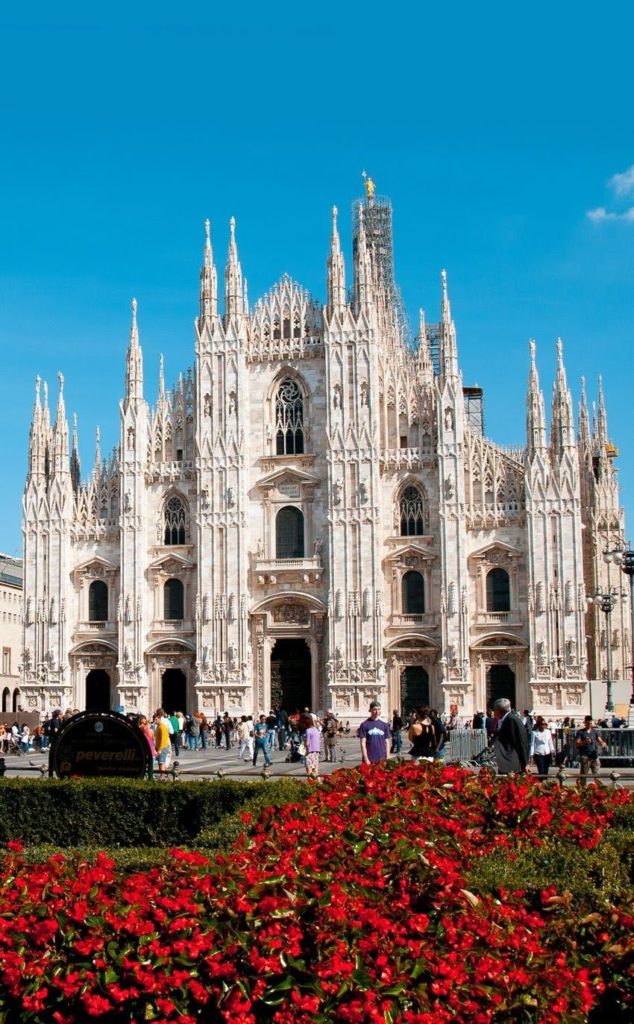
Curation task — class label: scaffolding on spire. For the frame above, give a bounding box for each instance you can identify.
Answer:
[351,183,414,348]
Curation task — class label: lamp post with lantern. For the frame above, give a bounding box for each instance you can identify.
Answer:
[618,546,634,723]
[591,543,626,715]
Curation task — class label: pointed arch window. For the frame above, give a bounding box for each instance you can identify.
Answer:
[88,580,108,622]
[402,571,425,614]
[275,378,304,455]
[276,506,305,559]
[399,486,427,536]
[486,568,510,612]
[164,495,187,545]
[164,578,184,621]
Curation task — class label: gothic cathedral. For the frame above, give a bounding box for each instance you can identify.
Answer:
[21,186,629,721]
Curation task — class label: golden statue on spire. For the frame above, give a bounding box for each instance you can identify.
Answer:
[361,170,376,201]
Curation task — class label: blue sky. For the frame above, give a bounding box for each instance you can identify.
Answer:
[0,1,632,556]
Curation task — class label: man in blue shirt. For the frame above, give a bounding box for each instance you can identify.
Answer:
[253,714,272,767]
[358,702,391,765]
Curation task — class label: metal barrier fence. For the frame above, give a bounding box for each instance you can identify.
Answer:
[553,728,634,766]
[446,729,489,762]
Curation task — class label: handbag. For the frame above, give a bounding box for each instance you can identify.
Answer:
[298,741,307,756]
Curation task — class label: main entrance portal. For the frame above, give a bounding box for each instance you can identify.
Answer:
[486,664,516,707]
[400,666,430,716]
[270,639,311,712]
[161,669,187,713]
[85,670,111,712]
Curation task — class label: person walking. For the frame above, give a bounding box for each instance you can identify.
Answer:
[391,710,404,754]
[252,714,272,767]
[237,716,254,762]
[322,710,339,763]
[358,701,391,765]
[530,716,555,776]
[304,719,322,779]
[492,698,529,774]
[153,709,171,779]
[575,715,608,787]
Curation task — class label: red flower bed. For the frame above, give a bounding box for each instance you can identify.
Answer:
[0,763,632,1023]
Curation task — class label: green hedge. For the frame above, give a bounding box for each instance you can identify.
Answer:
[0,777,306,848]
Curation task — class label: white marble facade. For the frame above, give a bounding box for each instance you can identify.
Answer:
[20,191,630,722]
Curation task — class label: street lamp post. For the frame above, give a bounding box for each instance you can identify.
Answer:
[592,543,624,716]
[619,547,634,723]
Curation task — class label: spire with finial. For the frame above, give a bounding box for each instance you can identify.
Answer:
[70,412,81,491]
[416,308,433,379]
[224,216,244,321]
[595,374,609,450]
[578,375,590,448]
[550,337,574,455]
[199,217,218,324]
[42,379,50,432]
[441,268,452,324]
[439,270,459,379]
[526,339,547,456]
[158,353,165,402]
[52,371,69,477]
[355,206,373,311]
[327,205,346,317]
[243,277,249,316]
[125,297,144,401]
[94,426,102,478]
[27,375,44,482]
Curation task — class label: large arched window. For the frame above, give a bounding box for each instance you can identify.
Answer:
[402,571,425,614]
[164,495,187,545]
[276,506,305,559]
[275,378,304,455]
[88,580,108,622]
[486,568,510,612]
[399,485,427,536]
[164,578,184,620]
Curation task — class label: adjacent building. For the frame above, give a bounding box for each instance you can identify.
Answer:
[0,554,23,714]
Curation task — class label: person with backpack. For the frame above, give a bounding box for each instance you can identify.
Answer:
[575,716,608,787]
[322,710,339,763]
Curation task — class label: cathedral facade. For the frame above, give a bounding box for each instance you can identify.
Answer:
[21,189,630,722]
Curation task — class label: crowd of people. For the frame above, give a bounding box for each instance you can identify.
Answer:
[0,699,625,786]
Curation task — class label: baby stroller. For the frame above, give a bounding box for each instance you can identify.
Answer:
[285,731,303,763]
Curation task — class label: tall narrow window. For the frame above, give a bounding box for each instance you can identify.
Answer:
[399,485,427,536]
[88,580,108,622]
[276,506,305,559]
[164,495,187,545]
[275,378,304,455]
[164,578,184,620]
[402,571,425,614]
[486,568,510,612]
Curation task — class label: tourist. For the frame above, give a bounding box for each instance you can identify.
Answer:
[188,715,201,750]
[530,716,555,776]
[213,715,223,748]
[169,711,181,756]
[237,716,254,762]
[492,698,529,775]
[322,710,339,763]
[153,709,171,778]
[304,718,322,779]
[408,708,437,762]
[252,714,272,767]
[222,712,233,750]
[429,708,447,759]
[276,707,289,750]
[138,715,157,761]
[575,715,608,787]
[265,710,277,750]
[391,709,404,754]
[358,701,391,765]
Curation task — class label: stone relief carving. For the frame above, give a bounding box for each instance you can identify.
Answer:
[272,603,309,625]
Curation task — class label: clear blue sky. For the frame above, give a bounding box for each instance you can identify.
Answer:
[1,1,632,557]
